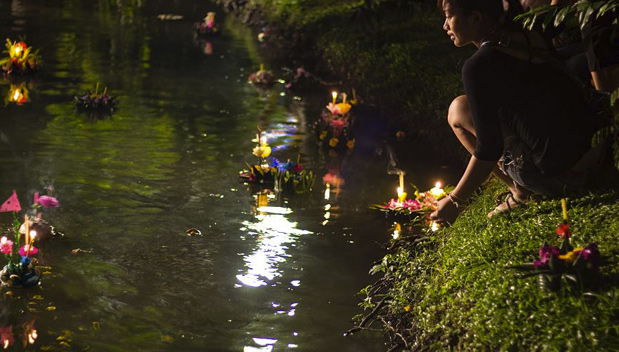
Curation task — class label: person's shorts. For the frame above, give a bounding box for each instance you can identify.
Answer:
[499,136,588,196]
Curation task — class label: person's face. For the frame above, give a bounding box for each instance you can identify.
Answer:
[442,3,479,47]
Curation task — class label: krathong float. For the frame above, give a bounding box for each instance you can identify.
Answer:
[512,199,601,291]
[0,190,60,288]
[193,12,220,36]
[315,91,355,150]
[240,130,315,193]
[74,83,119,119]
[370,176,452,222]
[0,38,41,76]
[248,64,276,87]
[4,82,29,106]
[240,130,277,185]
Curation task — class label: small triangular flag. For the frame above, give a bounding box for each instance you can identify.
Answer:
[0,190,21,212]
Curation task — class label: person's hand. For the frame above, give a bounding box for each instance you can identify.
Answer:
[430,196,461,227]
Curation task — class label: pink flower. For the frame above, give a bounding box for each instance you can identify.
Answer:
[0,237,13,255]
[36,195,59,208]
[18,245,38,257]
[326,103,341,115]
[404,199,422,211]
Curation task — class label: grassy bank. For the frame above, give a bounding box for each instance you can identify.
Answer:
[215,1,619,350]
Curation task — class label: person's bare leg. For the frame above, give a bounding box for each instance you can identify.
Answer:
[447,96,531,213]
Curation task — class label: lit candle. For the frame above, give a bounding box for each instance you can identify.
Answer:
[260,64,264,72]
[29,230,37,244]
[324,183,331,200]
[561,198,568,222]
[430,181,444,198]
[1,237,6,245]
[24,214,29,245]
[399,172,404,190]
[260,136,268,146]
[14,46,21,56]
[342,93,347,104]
[331,91,337,104]
[397,187,407,202]
[431,221,440,232]
[13,89,20,101]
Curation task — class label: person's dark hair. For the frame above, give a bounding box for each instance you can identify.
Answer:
[438,0,524,26]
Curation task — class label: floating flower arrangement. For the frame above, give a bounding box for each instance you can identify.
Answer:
[4,82,29,106]
[0,38,41,76]
[0,190,59,288]
[193,12,220,36]
[512,199,601,292]
[248,64,276,87]
[315,91,355,150]
[240,130,315,193]
[74,83,119,119]
[370,173,452,222]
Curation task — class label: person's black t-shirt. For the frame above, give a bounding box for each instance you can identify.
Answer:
[462,45,596,176]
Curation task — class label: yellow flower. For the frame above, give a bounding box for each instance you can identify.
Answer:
[559,250,579,264]
[404,305,410,312]
[346,139,355,149]
[329,137,339,148]
[252,145,271,158]
[336,102,351,114]
[319,131,327,140]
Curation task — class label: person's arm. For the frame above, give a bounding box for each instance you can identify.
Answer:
[430,155,496,225]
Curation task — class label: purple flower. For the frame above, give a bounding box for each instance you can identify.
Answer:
[36,195,59,208]
[534,245,560,269]
[581,242,600,267]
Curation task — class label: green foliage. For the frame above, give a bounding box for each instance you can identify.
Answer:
[515,0,619,31]
[592,90,619,170]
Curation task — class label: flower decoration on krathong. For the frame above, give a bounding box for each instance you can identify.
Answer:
[4,82,29,106]
[315,91,355,150]
[240,129,278,185]
[0,190,46,288]
[74,83,119,118]
[272,157,315,194]
[194,12,220,36]
[248,64,276,87]
[513,200,602,291]
[370,181,452,221]
[0,38,41,75]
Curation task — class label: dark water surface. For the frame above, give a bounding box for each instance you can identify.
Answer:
[0,1,456,351]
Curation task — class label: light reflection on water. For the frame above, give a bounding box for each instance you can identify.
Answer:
[237,203,312,288]
[0,0,400,351]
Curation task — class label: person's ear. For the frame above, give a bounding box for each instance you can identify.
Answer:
[469,10,484,25]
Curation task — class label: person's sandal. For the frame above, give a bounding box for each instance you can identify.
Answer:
[487,191,527,218]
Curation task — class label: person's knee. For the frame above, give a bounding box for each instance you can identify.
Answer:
[447,95,470,129]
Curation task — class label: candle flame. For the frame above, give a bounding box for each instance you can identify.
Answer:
[28,330,37,344]
[435,181,442,189]
[29,230,37,241]
[0,236,6,244]
[3,339,8,349]
[430,181,444,198]
[324,183,331,200]
[12,89,20,101]
[431,221,440,232]
[259,136,268,146]
[14,47,21,56]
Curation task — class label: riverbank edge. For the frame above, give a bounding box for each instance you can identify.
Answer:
[214,1,619,351]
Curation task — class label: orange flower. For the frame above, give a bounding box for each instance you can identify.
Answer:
[329,137,339,148]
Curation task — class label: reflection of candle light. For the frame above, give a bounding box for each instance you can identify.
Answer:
[430,181,444,198]
[561,199,568,221]
[331,91,337,104]
[324,183,331,200]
